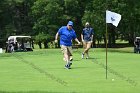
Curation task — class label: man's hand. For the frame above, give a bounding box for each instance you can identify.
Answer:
[55,40,58,43]
[78,41,81,45]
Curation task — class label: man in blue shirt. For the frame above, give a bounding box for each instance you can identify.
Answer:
[55,21,80,69]
[81,22,94,59]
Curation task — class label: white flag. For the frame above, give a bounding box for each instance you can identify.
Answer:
[106,10,121,27]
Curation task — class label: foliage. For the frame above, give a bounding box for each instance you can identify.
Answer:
[0,0,140,47]
[31,0,63,36]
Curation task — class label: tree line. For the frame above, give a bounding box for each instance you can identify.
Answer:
[0,0,140,48]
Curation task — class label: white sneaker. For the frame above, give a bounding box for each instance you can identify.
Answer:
[81,53,84,59]
[70,58,73,61]
[86,55,89,59]
[69,61,72,67]
[86,56,89,59]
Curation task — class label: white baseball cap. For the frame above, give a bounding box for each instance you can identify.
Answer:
[85,22,89,26]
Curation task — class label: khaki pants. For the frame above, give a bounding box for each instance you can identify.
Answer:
[61,45,72,56]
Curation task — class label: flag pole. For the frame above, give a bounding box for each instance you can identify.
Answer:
[105,21,108,79]
[105,10,121,79]
[105,0,108,80]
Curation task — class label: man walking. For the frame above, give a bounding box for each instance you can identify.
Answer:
[55,21,80,69]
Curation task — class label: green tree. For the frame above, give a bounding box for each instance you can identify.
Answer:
[118,0,140,44]
[1,0,140,48]
[82,0,106,47]
[31,0,63,35]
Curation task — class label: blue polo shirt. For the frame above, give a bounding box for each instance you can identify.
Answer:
[82,27,94,41]
[58,26,77,46]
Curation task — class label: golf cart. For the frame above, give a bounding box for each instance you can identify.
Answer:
[134,37,140,53]
[5,36,33,53]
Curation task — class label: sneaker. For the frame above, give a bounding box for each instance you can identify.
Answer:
[70,58,73,61]
[69,62,72,67]
[86,57,89,59]
[65,64,71,69]
[81,53,84,59]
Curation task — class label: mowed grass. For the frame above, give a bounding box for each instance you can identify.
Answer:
[0,47,140,93]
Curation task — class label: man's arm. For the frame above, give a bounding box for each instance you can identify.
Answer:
[55,32,59,43]
[74,38,81,45]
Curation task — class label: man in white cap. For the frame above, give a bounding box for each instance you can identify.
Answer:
[55,21,80,69]
[81,22,94,59]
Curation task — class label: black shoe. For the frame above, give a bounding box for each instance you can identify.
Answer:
[65,65,70,69]
[69,63,72,67]
[86,56,89,59]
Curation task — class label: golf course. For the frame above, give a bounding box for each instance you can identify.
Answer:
[0,47,139,93]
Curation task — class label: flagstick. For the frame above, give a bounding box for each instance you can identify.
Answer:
[105,23,108,79]
[106,10,121,79]
[106,0,108,79]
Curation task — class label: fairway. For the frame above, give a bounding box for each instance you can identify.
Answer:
[0,48,140,93]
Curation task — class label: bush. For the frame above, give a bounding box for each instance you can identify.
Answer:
[48,41,56,48]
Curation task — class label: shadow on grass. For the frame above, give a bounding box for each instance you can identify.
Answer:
[72,66,89,69]
[73,59,80,61]
[87,57,97,60]
[0,91,77,93]
[101,48,134,54]
[0,53,13,57]
[81,57,100,60]
[73,58,100,63]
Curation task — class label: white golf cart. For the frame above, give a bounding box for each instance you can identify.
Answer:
[5,36,33,53]
[134,37,140,53]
